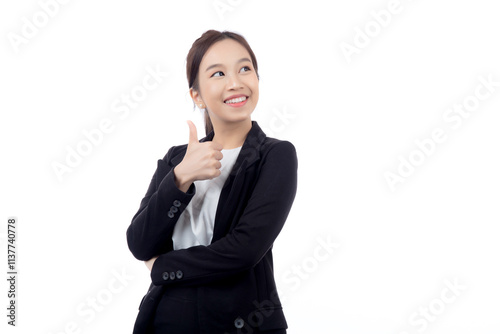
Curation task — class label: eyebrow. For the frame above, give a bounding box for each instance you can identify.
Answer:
[205,57,252,72]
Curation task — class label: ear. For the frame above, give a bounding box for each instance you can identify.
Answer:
[189,88,204,108]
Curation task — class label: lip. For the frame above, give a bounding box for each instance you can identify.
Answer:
[224,94,249,108]
[224,94,248,102]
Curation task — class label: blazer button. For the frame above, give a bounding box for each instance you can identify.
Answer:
[162,272,169,281]
[176,270,183,279]
[167,211,175,218]
[173,200,181,207]
[170,206,178,213]
[234,317,244,328]
[169,271,176,280]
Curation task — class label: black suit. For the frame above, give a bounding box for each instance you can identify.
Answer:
[127,121,298,333]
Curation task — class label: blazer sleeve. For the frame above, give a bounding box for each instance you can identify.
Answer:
[150,140,298,286]
[126,146,196,261]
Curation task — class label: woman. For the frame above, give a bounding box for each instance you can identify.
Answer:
[126,29,298,334]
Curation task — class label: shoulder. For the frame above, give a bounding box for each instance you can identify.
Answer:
[256,137,298,186]
[260,137,297,164]
[262,137,296,155]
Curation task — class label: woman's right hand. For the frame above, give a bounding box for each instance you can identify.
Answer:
[173,120,223,192]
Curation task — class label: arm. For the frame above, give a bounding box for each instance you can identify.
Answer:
[126,146,196,261]
[127,121,225,261]
[150,141,298,286]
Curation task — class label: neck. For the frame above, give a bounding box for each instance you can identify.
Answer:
[211,119,252,149]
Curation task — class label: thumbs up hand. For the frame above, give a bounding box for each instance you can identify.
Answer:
[173,120,223,192]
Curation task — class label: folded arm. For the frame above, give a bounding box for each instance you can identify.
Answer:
[150,141,298,286]
[126,146,196,261]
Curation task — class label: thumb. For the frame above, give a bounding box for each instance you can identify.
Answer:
[187,120,198,145]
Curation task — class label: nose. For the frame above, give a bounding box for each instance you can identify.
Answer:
[226,73,243,90]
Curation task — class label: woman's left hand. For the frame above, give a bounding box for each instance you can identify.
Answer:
[145,256,159,271]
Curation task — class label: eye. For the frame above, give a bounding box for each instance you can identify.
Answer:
[211,71,224,77]
[240,66,251,73]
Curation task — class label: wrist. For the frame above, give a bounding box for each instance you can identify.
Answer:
[174,166,192,192]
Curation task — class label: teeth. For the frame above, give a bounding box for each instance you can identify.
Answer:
[225,96,247,104]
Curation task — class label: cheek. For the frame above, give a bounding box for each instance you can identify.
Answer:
[206,82,224,103]
[199,78,219,103]
[250,78,259,98]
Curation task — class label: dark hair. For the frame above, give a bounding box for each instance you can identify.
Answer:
[186,30,259,135]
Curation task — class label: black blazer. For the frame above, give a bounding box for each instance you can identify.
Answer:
[126,121,298,333]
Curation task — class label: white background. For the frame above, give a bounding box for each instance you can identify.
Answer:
[1,0,500,333]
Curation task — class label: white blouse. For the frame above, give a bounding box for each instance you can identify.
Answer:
[172,146,242,250]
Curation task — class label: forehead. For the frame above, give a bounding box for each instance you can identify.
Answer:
[201,39,251,67]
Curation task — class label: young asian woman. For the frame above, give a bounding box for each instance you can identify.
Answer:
[126,30,298,334]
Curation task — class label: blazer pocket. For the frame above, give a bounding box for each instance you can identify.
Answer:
[132,285,166,334]
[137,282,156,310]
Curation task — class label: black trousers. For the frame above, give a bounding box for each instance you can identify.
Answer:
[152,286,286,334]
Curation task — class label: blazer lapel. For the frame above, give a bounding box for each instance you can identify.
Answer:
[212,121,267,241]
[227,121,267,178]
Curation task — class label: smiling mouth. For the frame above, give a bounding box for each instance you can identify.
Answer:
[224,96,248,104]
